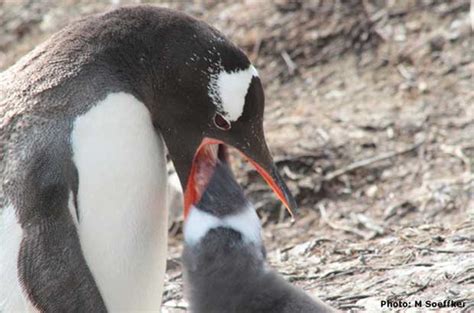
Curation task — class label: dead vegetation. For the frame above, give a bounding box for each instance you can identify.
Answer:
[1,1,472,312]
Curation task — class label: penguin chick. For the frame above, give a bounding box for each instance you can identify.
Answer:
[182,157,335,313]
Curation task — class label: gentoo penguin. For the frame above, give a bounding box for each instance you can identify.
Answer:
[0,5,296,312]
[183,152,335,313]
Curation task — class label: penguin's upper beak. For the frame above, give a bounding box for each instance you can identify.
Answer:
[183,137,296,218]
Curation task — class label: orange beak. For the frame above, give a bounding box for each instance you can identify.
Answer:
[246,160,295,218]
[183,138,296,218]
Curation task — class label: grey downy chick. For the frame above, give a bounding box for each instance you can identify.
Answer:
[182,156,335,313]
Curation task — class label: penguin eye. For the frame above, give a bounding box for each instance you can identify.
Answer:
[214,113,231,131]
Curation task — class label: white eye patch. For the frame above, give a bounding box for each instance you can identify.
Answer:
[209,65,259,122]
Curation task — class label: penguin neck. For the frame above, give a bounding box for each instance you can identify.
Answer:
[184,202,262,247]
[183,210,268,313]
[184,158,263,246]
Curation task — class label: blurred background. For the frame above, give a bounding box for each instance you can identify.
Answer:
[1,1,473,312]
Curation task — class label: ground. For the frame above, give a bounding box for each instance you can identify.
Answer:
[1,1,473,312]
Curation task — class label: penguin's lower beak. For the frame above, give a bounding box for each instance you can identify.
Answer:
[183,138,296,218]
[245,158,296,218]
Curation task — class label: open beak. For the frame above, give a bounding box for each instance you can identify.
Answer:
[246,159,296,218]
[183,137,297,218]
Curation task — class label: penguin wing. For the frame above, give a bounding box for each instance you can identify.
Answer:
[10,140,107,312]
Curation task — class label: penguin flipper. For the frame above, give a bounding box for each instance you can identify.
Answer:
[12,148,107,312]
[18,218,108,312]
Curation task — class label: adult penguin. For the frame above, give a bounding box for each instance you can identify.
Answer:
[0,5,296,312]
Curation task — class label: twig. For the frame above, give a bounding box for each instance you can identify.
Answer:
[162,300,188,310]
[353,213,385,235]
[281,50,297,75]
[456,274,474,284]
[281,238,331,253]
[319,204,369,239]
[251,36,262,60]
[414,246,474,254]
[337,294,375,302]
[168,272,183,282]
[397,64,416,81]
[320,267,357,279]
[288,274,320,282]
[274,152,329,164]
[404,279,432,297]
[384,200,416,220]
[338,304,366,310]
[324,290,372,302]
[324,139,425,181]
[363,277,390,289]
[388,279,432,301]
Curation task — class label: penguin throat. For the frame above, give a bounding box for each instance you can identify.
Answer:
[184,139,225,218]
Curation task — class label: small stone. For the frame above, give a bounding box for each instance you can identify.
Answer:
[366,185,378,198]
[418,81,428,93]
[386,127,395,139]
[429,35,445,52]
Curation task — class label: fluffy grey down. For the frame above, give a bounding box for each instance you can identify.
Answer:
[182,160,335,313]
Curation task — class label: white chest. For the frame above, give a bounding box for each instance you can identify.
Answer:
[71,92,168,312]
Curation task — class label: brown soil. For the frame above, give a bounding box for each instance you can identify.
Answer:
[1,1,472,312]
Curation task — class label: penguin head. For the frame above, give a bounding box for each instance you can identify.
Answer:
[193,150,248,217]
[143,10,297,218]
